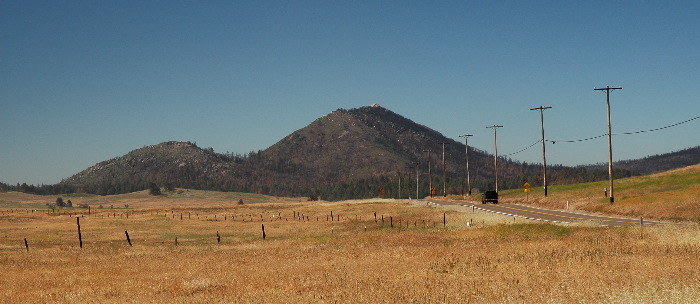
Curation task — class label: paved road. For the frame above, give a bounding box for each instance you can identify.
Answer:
[420,199,664,227]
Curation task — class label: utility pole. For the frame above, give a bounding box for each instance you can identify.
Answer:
[423,150,432,197]
[486,125,503,192]
[594,86,622,203]
[459,134,473,196]
[438,142,450,197]
[397,170,401,199]
[405,165,414,199]
[413,162,420,199]
[530,106,552,196]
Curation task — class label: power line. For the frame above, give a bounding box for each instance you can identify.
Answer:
[547,115,699,144]
[503,139,542,156]
[548,133,607,144]
[614,115,700,135]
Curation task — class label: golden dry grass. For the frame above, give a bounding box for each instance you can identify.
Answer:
[501,164,700,222]
[2,191,700,303]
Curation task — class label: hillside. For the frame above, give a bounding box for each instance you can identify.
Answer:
[503,164,700,221]
[61,141,243,194]
[5,105,695,200]
[55,105,545,198]
[252,105,550,197]
[614,146,700,174]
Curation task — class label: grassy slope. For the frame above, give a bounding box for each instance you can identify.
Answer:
[500,164,700,222]
[0,189,286,211]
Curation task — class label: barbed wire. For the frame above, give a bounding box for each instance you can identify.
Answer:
[546,115,699,144]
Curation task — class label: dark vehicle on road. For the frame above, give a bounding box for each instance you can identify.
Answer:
[481,191,498,204]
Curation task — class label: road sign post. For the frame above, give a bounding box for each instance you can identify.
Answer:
[523,182,531,201]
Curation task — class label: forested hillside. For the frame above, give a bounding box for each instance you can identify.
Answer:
[2,106,697,200]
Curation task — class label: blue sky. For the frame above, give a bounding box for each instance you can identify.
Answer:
[2,1,699,185]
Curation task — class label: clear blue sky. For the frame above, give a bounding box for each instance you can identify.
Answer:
[2,1,699,185]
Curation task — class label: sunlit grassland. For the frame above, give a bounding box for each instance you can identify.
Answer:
[1,190,700,303]
[500,164,700,222]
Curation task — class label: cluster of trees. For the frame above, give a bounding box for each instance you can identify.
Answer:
[3,143,695,201]
[0,182,77,195]
[0,166,634,201]
[54,197,72,207]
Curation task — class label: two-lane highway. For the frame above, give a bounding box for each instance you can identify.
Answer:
[420,199,664,227]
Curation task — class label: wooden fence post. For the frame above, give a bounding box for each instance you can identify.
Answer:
[443,212,446,228]
[262,224,266,240]
[125,230,132,246]
[217,231,221,244]
[24,238,29,252]
[77,217,83,249]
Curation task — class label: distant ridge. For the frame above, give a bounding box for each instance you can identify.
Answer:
[613,146,700,175]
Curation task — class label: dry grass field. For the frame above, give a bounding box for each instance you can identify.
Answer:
[2,189,700,303]
[502,164,700,222]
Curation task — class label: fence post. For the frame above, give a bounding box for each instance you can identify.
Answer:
[262,224,266,240]
[217,231,221,244]
[125,230,132,246]
[77,217,83,249]
[24,238,29,252]
[443,212,446,228]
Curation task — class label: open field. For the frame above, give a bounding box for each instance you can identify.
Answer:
[2,189,700,303]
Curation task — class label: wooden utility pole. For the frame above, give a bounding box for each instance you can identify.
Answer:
[405,165,414,199]
[487,125,503,192]
[530,106,552,196]
[397,170,401,199]
[459,134,473,196]
[594,86,622,203]
[423,150,432,197]
[438,142,450,197]
[413,162,420,199]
